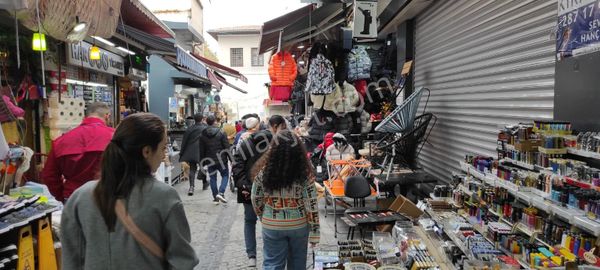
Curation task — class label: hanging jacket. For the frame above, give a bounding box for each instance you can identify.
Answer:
[347,46,372,82]
[305,54,335,95]
[290,79,306,115]
[359,109,372,134]
[268,51,298,87]
[334,114,353,136]
[311,81,360,116]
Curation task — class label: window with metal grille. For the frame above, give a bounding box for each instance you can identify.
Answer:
[230,48,243,67]
[251,48,264,66]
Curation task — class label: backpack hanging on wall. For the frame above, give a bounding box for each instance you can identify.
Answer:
[305,54,335,95]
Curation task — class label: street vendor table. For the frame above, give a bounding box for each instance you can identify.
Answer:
[323,179,378,238]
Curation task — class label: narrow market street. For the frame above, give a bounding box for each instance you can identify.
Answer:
[173,179,338,270]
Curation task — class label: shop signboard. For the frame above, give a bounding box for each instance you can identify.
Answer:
[557,0,600,59]
[128,67,147,81]
[353,0,378,38]
[67,41,125,76]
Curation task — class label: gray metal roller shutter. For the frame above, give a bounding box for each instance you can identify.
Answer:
[413,0,557,182]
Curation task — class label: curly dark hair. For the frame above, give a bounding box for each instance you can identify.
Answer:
[251,130,314,191]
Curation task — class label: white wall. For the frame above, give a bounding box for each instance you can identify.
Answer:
[214,33,273,119]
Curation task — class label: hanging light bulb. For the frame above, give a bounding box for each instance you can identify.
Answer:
[89,45,101,60]
[32,32,47,51]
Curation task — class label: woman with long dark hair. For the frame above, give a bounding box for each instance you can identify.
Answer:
[251,130,320,270]
[61,113,198,269]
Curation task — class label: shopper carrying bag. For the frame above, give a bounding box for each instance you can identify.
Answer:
[251,130,320,270]
[61,113,198,270]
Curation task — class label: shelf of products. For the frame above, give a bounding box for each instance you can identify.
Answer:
[461,161,600,237]
[568,148,600,160]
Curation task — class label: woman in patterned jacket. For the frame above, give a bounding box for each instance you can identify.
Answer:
[251,130,320,270]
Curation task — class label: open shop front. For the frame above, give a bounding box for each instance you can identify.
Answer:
[259,1,600,270]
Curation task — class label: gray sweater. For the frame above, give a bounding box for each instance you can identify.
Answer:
[61,179,199,270]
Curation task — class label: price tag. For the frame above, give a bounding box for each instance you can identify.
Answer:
[317,166,323,173]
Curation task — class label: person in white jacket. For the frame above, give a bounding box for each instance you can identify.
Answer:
[325,133,355,161]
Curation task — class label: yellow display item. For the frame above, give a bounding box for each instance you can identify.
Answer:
[551,256,562,265]
[38,217,58,270]
[32,33,47,51]
[17,226,34,270]
[559,248,576,261]
[90,45,101,60]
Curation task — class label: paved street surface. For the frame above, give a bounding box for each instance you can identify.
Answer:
[175,179,340,270]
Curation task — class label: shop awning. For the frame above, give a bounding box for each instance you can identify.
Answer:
[176,45,208,80]
[192,53,248,83]
[258,4,347,54]
[163,56,211,85]
[115,24,177,54]
[209,70,248,94]
[259,4,314,54]
[121,0,176,38]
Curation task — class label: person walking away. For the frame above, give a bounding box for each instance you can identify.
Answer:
[237,117,260,149]
[232,115,287,268]
[199,115,231,204]
[222,122,237,145]
[61,113,198,269]
[42,102,114,202]
[179,113,207,196]
[251,130,320,270]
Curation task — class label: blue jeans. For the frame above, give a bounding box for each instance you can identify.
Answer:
[262,226,309,270]
[243,203,258,258]
[208,165,229,198]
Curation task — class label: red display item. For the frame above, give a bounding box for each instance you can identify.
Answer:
[354,80,367,97]
[269,86,292,102]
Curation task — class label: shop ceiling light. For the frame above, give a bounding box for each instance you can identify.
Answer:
[92,36,115,47]
[297,45,305,49]
[89,45,101,60]
[32,32,47,51]
[116,46,135,55]
[73,22,87,33]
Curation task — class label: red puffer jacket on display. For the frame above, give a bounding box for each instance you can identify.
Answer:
[268,51,297,87]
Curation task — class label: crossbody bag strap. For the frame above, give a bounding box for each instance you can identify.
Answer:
[115,199,165,260]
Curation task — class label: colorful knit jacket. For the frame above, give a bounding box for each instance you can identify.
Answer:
[251,172,320,244]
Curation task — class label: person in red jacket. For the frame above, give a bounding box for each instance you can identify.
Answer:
[42,102,115,202]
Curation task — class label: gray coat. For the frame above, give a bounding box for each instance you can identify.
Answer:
[61,179,198,270]
[179,123,207,163]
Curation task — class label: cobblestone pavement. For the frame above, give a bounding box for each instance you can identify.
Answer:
[175,179,342,270]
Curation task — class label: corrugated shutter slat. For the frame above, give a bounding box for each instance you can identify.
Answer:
[414,0,556,182]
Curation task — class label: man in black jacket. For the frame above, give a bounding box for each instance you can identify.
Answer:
[231,115,286,267]
[199,115,231,204]
[179,113,207,195]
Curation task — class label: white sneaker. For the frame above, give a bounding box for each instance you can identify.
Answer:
[216,193,228,203]
[248,257,256,267]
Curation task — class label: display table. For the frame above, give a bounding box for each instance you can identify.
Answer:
[323,179,378,238]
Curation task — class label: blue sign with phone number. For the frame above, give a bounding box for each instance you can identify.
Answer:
[557,0,600,59]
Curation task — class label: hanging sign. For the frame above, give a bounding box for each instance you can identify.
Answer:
[556,0,600,59]
[353,0,378,38]
[67,41,125,76]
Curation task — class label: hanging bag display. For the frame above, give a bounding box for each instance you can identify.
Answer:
[305,54,336,95]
